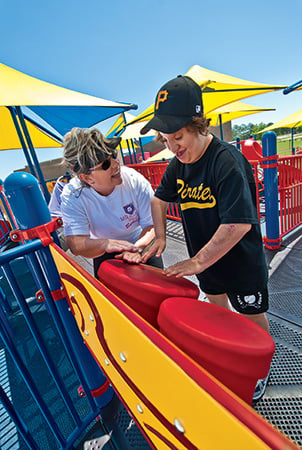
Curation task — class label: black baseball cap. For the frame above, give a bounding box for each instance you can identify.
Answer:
[140,75,203,135]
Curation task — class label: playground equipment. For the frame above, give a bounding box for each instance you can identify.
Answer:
[158,297,274,405]
[0,134,301,448]
[98,260,275,405]
[97,259,200,327]
[52,243,292,449]
[241,139,263,161]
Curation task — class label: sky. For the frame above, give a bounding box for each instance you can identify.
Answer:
[0,0,302,180]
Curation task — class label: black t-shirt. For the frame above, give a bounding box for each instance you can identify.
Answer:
[155,135,268,293]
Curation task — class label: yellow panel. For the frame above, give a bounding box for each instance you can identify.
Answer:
[261,108,302,132]
[145,148,174,162]
[0,63,133,107]
[105,113,126,137]
[0,107,62,150]
[127,66,285,126]
[207,101,275,126]
[50,244,293,450]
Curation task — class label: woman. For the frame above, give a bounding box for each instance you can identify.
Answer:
[60,127,163,277]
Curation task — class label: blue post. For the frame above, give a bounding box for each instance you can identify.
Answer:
[15,106,51,203]
[130,139,137,163]
[139,138,145,161]
[262,132,280,249]
[3,172,114,408]
[7,107,38,179]
[0,285,12,314]
[0,383,39,450]
[236,137,241,150]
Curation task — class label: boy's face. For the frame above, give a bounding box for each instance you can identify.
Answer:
[160,126,206,164]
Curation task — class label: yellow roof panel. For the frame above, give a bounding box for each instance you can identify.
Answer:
[125,65,285,127]
[260,109,302,132]
[0,107,62,150]
[207,101,275,126]
[0,63,133,107]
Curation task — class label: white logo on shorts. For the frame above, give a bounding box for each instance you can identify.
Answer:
[237,292,262,309]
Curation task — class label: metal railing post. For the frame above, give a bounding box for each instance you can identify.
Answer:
[236,137,241,150]
[15,106,51,203]
[262,132,281,249]
[3,172,114,409]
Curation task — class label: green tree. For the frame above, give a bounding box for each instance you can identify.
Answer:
[232,122,273,140]
[232,123,255,140]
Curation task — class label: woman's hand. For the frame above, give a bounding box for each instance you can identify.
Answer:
[141,237,166,263]
[115,251,143,264]
[103,239,138,254]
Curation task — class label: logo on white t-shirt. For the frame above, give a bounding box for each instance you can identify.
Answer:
[123,203,135,214]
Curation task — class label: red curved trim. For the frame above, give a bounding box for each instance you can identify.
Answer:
[91,380,110,398]
[144,423,180,450]
[61,271,198,450]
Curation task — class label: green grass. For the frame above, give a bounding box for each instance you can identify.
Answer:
[255,135,302,156]
[276,135,302,155]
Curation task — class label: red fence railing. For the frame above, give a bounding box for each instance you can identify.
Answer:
[277,154,302,238]
[249,161,264,222]
[128,162,182,221]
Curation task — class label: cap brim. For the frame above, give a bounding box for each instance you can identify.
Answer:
[140,114,192,135]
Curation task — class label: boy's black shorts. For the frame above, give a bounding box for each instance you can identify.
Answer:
[198,276,268,314]
[227,288,268,314]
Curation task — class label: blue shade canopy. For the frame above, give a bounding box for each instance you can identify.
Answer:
[0,63,137,202]
[0,63,137,135]
[28,105,137,136]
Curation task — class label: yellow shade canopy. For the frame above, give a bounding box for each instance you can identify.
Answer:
[120,120,156,140]
[124,65,285,127]
[105,112,136,138]
[0,63,135,201]
[207,101,275,127]
[186,65,284,114]
[0,63,134,107]
[0,107,62,151]
[144,148,174,162]
[106,112,156,140]
[0,63,137,138]
[106,112,156,152]
[118,139,139,150]
[260,109,302,133]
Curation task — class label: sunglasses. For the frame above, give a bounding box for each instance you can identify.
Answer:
[88,150,118,173]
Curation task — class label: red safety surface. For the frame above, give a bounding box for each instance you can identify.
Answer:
[158,297,275,404]
[98,260,200,327]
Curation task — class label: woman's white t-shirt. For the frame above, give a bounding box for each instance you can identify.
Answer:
[60,166,154,244]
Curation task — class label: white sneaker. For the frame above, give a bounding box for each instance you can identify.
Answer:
[253,373,270,402]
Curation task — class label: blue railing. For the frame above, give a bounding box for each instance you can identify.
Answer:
[0,173,116,449]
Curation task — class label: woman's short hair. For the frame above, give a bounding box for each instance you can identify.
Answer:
[63,128,121,175]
